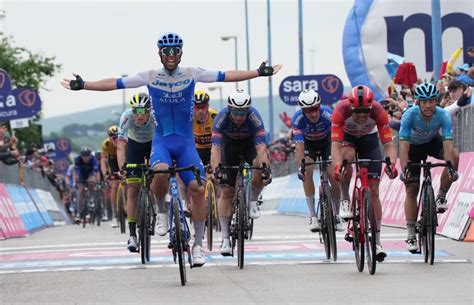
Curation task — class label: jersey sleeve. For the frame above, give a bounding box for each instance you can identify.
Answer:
[249,110,267,145]
[117,112,130,142]
[101,139,108,158]
[399,109,414,141]
[116,71,151,89]
[211,110,226,146]
[330,105,345,143]
[192,68,225,83]
[375,110,393,145]
[439,109,454,140]
[291,112,305,143]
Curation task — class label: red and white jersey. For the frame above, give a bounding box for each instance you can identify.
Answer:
[331,99,393,145]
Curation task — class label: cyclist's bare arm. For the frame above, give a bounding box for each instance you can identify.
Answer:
[100,157,108,176]
[442,140,456,167]
[117,141,127,171]
[256,143,269,166]
[382,141,398,165]
[295,142,305,168]
[61,74,118,91]
[224,61,282,82]
[331,142,343,166]
[210,145,221,172]
[399,141,410,170]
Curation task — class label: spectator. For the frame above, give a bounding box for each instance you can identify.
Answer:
[0,123,19,165]
[467,46,474,68]
[455,64,473,85]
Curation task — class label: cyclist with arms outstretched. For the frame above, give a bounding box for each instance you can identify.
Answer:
[331,85,398,262]
[398,82,459,252]
[61,32,281,266]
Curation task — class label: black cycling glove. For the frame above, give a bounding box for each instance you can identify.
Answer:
[257,62,274,77]
[70,74,85,90]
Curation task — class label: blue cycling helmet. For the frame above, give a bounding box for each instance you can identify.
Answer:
[414,83,439,100]
[157,32,183,49]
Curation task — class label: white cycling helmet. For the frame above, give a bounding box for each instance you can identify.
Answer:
[227,88,251,109]
[297,89,321,108]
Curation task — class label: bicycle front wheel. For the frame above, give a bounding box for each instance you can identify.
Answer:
[352,192,364,272]
[206,182,215,251]
[172,199,186,286]
[364,189,377,275]
[424,184,437,265]
[326,190,337,262]
[138,188,149,264]
[117,184,126,234]
[237,189,246,269]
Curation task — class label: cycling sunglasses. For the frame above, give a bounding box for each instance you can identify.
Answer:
[351,106,372,114]
[132,107,150,115]
[303,106,320,114]
[230,108,248,117]
[160,46,182,56]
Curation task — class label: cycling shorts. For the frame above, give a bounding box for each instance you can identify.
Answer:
[219,137,257,187]
[343,132,382,180]
[151,134,204,186]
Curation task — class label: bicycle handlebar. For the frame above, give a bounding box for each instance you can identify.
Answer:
[340,157,392,178]
[407,160,455,177]
[300,158,332,177]
[216,162,270,181]
[149,165,202,187]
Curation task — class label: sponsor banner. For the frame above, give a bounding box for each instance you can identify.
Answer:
[0,184,28,239]
[0,87,42,123]
[43,138,72,159]
[34,189,66,226]
[342,0,472,100]
[278,74,344,106]
[441,192,473,240]
[54,158,69,176]
[26,188,54,227]
[0,68,12,103]
[6,184,47,232]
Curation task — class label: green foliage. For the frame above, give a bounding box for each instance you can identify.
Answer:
[0,32,61,149]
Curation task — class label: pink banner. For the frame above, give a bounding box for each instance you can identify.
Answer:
[0,183,28,239]
[380,152,474,234]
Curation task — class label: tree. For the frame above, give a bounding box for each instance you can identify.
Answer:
[0,32,61,150]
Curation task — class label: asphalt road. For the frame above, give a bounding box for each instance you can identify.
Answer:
[1,213,473,305]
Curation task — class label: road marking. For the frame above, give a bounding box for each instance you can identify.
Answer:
[0,258,471,275]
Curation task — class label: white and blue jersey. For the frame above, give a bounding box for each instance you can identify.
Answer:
[212,107,267,146]
[116,67,225,185]
[118,109,156,143]
[399,106,453,145]
[291,106,332,142]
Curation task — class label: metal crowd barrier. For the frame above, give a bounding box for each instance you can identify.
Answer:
[0,163,61,202]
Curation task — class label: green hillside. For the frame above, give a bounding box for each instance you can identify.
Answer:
[42,97,298,137]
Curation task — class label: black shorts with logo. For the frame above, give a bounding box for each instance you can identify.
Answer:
[125,138,152,181]
[407,134,444,183]
[343,132,383,180]
[304,136,331,161]
[220,137,257,187]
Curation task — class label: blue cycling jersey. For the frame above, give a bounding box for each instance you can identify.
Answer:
[117,67,225,138]
[399,105,453,145]
[291,106,332,142]
[74,156,99,180]
[212,107,267,146]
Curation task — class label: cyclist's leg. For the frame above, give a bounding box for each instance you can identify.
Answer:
[299,139,318,227]
[404,143,424,250]
[150,135,172,236]
[216,140,238,254]
[338,134,356,217]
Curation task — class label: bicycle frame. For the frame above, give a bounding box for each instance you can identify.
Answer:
[167,175,192,253]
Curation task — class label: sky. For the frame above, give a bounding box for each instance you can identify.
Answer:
[1,0,353,119]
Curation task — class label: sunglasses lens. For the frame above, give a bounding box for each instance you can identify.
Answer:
[133,108,148,115]
[162,47,181,56]
[231,109,248,117]
[353,107,371,114]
